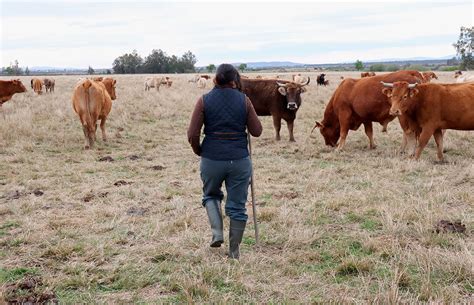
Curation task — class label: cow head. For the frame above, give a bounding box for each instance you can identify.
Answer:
[276,78,310,110]
[13,79,27,93]
[454,70,462,78]
[102,78,117,100]
[381,81,419,116]
[313,121,340,147]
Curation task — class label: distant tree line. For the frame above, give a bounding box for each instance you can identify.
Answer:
[112,49,197,74]
[1,60,29,76]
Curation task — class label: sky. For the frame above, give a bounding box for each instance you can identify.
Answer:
[1,0,472,68]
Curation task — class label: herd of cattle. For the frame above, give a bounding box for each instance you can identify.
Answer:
[0,70,473,161]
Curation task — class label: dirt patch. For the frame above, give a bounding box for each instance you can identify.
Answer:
[98,156,114,162]
[150,165,166,171]
[33,189,44,196]
[127,207,149,216]
[3,276,57,304]
[114,180,133,186]
[434,220,467,234]
[127,155,140,160]
[274,191,299,200]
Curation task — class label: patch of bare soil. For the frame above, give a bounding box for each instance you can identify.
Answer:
[3,276,57,304]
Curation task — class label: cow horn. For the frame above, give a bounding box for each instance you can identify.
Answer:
[380,81,394,87]
[407,83,417,89]
[303,77,310,86]
[276,82,287,87]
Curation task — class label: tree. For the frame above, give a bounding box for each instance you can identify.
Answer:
[238,63,247,72]
[25,66,30,75]
[207,64,216,73]
[453,26,474,70]
[106,69,111,74]
[88,66,95,75]
[112,49,143,74]
[354,60,364,71]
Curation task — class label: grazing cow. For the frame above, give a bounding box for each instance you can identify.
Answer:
[197,77,207,89]
[43,78,55,93]
[145,77,166,91]
[361,72,376,78]
[200,75,211,80]
[30,79,34,89]
[421,72,438,83]
[455,72,474,83]
[160,77,172,87]
[188,75,200,83]
[241,77,310,141]
[316,74,328,86]
[0,79,27,117]
[72,78,117,149]
[32,78,44,95]
[454,70,463,78]
[381,81,474,160]
[313,70,424,150]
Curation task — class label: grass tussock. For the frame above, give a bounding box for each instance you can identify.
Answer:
[0,72,472,303]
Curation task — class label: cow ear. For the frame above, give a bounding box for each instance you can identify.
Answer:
[113,79,117,85]
[315,121,324,128]
[382,88,392,97]
[277,86,287,96]
[409,88,419,98]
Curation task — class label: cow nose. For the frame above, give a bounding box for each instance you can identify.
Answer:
[288,103,298,110]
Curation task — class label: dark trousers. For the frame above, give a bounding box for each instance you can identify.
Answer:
[200,157,252,222]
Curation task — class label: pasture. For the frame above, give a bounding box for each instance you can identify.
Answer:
[0,72,472,303]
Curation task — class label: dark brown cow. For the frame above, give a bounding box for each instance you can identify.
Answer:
[43,78,55,93]
[313,70,424,150]
[241,77,310,141]
[381,81,474,160]
[200,75,211,80]
[316,74,327,86]
[0,79,27,118]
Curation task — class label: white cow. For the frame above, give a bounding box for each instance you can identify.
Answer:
[188,75,200,83]
[145,77,165,91]
[293,74,309,84]
[197,77,207,89]
[456,72,474,83]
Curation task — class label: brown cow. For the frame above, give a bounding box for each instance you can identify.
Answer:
[43,78,55,93]
[241,77,310,141]
[160,77,172,87]
[200,75,211,80]
[361,72,376,78]
[313,70,424,150]
[72,78,117,149]
[32,78,43,94]
[421,72,438,83]
[381,81,474,160]
[0,79,27,118]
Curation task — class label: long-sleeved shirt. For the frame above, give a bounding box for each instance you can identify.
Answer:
[187,94,262,156]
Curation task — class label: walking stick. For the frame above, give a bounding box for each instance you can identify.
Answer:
[248,133,259,245]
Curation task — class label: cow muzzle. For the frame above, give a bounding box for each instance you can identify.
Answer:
[287,103,298,110]
[390,109,402,116]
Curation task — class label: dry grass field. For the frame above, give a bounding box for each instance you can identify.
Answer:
[0,72,472,303]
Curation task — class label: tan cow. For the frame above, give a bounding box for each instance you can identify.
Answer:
[32,78,43,94]
[145,77,165,91]
[197,77,207,89]
[421,72,438,83]
[72,78,117,149]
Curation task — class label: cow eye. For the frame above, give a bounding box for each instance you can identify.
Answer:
[403,95,408,100]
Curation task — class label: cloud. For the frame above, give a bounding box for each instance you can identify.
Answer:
[1,1,471,68]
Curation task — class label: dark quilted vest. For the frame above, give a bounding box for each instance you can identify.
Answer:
[201,87,248,161]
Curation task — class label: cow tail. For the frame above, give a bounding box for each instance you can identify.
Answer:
[82,80,94,132]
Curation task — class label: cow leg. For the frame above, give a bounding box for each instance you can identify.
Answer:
[272,115,281,141]
[100,117,107,142]
[287,120,295,142]
[414,128,434,160]
[363,122,376,149]
[336,111,351,151]
[433,129,444,161]
[1,105,4,119]
[82,125,90,149]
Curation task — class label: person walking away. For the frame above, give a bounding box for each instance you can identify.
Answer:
[187,64,262,259]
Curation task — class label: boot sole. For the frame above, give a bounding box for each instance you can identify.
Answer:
[210,240,223,248]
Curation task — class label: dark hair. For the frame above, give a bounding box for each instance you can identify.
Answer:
[215,64,241,90]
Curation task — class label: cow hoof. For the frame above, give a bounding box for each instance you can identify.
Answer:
[84,145,90,150]
[289,139,296,142]
[369,145,377,149]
